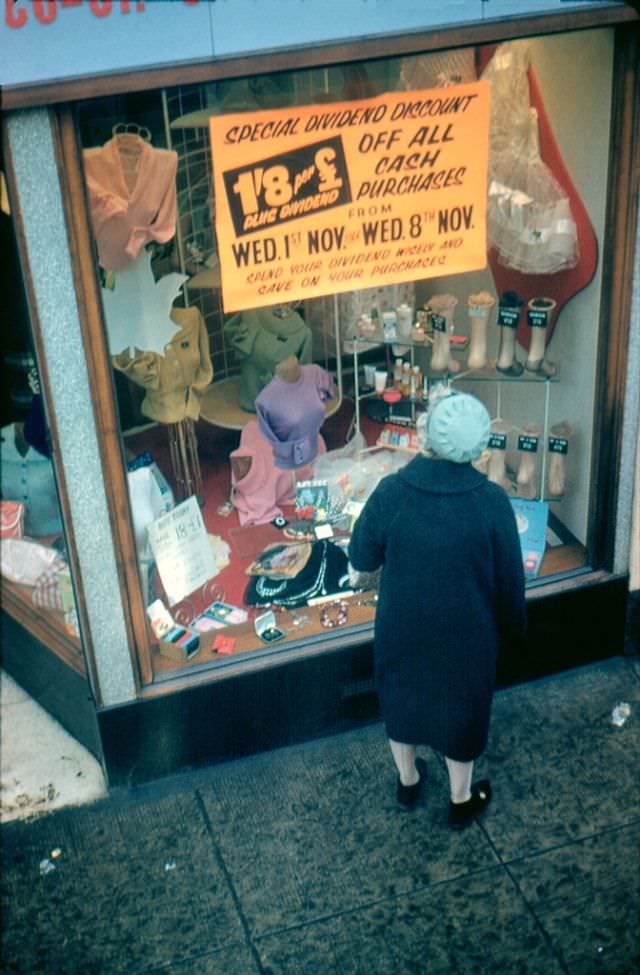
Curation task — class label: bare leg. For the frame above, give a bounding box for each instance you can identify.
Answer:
[445,757,473,803]
[389,738,419,787]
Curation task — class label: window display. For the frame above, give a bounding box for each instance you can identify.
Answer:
[0,201,83,668]
[70,27,615,678]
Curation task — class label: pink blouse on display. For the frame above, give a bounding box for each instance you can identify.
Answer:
[83,137,178,271]
[230,420,326,527]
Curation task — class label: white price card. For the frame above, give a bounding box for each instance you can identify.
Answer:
[147,497,217,606]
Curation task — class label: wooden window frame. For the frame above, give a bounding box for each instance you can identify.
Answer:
[4,8,638,699]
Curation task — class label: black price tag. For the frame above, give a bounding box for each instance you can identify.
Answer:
[488,433,507,450]
[498,307,520,329]
[527,309,548,329]
[223,136,352,237]
[548,436,569,454]
[431,313,447,333]
[518,435,539,453]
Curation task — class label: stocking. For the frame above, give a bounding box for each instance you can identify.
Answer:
[516,423,541,499]
[467,292,495,371]
[525,298,557,377]
[428,295,460,374]
[496,293,524,376]
[389,739,419,787]
[547,421,573,498]
[487,420,512,493]
[445,757,473,804]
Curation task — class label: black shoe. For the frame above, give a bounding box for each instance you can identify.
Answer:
[448,779,492,830]
[396,758,427,809]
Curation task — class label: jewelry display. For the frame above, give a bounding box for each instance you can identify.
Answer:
[283,518,315,541]
[319,600,349,628]
[289,610,310,631]
[356,595,379,607]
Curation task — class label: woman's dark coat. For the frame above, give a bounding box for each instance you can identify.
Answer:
[348,456,526,761]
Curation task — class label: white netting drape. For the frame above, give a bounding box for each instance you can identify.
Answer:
[481,42,579,275]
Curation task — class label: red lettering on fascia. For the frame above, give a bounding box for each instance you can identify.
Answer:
[5,0,27,28]
[89,0,112,16]
[34,1,57,25]
[5,0,198,28]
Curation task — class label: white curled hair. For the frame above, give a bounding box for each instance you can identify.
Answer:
[416,382,456,455]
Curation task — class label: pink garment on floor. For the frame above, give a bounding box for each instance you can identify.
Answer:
[83,136,178,271]
[230,419,326,526]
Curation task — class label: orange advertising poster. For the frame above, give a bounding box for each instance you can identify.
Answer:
[210,82,490,312]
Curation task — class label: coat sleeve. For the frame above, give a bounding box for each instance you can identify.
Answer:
[192,308,214,392]
[490,488,527,650]
[348,483,388,572]
[146,151,178,245]
[224,314,259,359]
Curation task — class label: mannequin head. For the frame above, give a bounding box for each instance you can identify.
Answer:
[275,355,302,383]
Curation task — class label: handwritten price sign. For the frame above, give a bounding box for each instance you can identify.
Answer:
[147,497,217,606]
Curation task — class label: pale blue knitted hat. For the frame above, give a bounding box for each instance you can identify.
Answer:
[426,391,490,463]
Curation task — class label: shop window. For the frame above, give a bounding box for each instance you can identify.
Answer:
[0,172,83,674]
[74,28,614,678]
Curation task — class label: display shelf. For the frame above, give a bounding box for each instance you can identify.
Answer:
[151,595,378,675]
[199,376,343,431]
[452,362,560,384]
[351,332,558,381]
[170,109,216,130]
[349,313,564,502]
[185,264,221,290]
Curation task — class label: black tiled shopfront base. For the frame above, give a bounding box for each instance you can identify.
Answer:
[97,576,627,787]
[2,656,639,975]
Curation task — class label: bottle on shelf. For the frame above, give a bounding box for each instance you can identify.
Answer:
[394,358,404,389]
[412,364,422,400]
[402,362,411,396]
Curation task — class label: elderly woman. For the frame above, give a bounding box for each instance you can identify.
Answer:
[348,387,526,829]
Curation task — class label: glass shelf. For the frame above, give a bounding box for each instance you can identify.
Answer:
[351,335,559,383]
[451,363,560,384]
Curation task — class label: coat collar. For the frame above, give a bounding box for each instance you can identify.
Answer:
[398,455,487,494]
